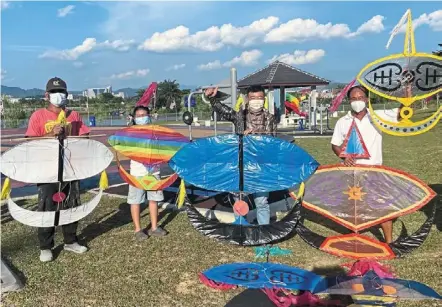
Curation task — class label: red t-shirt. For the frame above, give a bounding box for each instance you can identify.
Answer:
[25,109,90,137]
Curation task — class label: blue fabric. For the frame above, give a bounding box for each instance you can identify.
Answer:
[203,262,323,291]
[169,134,319,193]
[345,126,365,155]
[232,216,250,225]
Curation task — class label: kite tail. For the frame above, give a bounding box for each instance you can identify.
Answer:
[99,171,109,190]
[342,260,395,278]
[198,273,236,290]
[177,179,186,208]
[1,177,11,200]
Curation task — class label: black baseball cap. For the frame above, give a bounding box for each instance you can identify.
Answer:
[46,77,67,92]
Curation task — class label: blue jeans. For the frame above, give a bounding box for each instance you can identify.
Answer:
[234,192,270,225]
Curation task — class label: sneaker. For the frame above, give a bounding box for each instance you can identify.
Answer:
[148,226,168,237]
[64,242,88,254]
[135,230,149,241]
[40,249,53,262]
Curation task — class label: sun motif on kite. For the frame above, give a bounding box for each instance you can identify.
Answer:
[344,186,367,201]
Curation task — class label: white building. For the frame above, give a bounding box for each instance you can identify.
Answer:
[83,86,113,98]
[113,92,125,99]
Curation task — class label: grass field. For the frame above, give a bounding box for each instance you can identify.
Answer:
[1,108,441,307]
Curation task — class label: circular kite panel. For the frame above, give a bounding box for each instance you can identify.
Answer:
[302,164,436,232]
[169,134,319,193]
[357,53,442,104]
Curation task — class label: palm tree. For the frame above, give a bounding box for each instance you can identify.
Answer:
[157,79,182,110]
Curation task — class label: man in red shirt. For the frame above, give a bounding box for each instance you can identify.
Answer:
[26,77,90,262]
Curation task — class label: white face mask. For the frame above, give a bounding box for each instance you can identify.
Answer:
[49,93,67,107]
[134,115,151,125]
[350,100,366,113]
[248,99,264,112]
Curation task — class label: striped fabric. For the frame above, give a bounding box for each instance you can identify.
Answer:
[108,125,189,165]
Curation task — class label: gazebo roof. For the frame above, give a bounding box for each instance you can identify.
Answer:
[237,61,330,88]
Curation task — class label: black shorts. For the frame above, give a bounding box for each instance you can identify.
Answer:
[37,181,81,212]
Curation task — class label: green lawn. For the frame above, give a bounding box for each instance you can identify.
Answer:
[1,110,441,307]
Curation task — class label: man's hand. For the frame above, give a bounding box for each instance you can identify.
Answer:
[51,124,63,136]
[343,156,356,166]
[204,87,218,98]
[244,128,253,136]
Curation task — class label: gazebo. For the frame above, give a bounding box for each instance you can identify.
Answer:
[237,61,330,127]
[238,60,329,89]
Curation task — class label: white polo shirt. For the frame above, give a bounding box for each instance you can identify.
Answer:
[331,108,399,165]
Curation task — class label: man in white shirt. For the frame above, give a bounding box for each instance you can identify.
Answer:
[331,85,401,243]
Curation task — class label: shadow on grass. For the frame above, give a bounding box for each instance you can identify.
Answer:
[78,201,179,245]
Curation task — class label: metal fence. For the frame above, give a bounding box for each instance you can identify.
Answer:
[0,102,437,129]
[0,111,215,129]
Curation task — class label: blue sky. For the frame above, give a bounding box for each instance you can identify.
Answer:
[1,1,441,91]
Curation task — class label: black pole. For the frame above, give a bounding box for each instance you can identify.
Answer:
[238,134,244,192]
[54,129,65,226]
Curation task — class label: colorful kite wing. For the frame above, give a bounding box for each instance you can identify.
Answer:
[169,134,319,193]
[108,125,189,190]
[315,270,442,300]
[108,125,189,165]
[302,165,436,232]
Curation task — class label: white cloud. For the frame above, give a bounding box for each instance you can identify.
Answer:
[223,50,263,67]
[57,5,75,18]
[166,64,186,71]
[138,16,279,52]
[265,15,385,43]
[1,1,10,11]
[398,10,442,32]
[348,15,385,37]
[100,39,136,51]
[267,49,326,65]
[110,69,150,79]
[1,69,6,80]
[39,38,136,60]
[73,62,83,68]
[197,60,222,71]
[198,49,263,70]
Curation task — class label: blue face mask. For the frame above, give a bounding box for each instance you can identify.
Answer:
[134,115,151,125]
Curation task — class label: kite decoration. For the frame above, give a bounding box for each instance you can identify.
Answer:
[199,263,441,306]
[108,125,189,191]
[328,79,357,113]
[169,134,319,246]
[356,9,441,136]
[294,164,436,260]
[136,82,157,107]
[338,120,371,159]
[284,92,308,117]
[0,111,113,227]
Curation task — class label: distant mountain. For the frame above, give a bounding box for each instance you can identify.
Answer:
[1,85,83,98]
